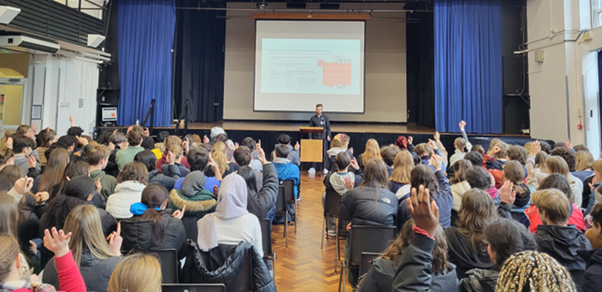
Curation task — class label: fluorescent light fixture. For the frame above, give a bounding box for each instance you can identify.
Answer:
[0,6,21,25]
[87,34,105,48]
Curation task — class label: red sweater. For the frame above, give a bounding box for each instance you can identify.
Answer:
[524,203,585,233]
[14,251,86,292]
[155,152,189,173]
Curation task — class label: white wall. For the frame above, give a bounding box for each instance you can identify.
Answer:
[30,55,99,136]
[527,0,601,157]
[223,2,407,122]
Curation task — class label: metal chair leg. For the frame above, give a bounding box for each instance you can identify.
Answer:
[285,212,289,247]
[294,202,298,233]
[273,253,276,279]
[338,260,344,292]
[334,222,339,273]
[321,218,325,250]
[342,260,347,292]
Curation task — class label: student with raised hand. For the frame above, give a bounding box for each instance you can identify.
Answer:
[238,144,278,222]
[108,253,162,292]
[397,155,453,229]
[0,228,86,292]
[449,120,473,168]
[42,205,122,292]
[135,150,181,190]
[459,218,536,292]
[531,188,591,287]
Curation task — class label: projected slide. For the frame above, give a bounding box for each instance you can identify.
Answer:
[260,39,361,95]
[254,20,365,113]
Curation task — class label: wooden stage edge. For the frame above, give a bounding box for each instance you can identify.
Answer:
[101,121,529,137]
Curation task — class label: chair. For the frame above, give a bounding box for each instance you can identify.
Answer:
[338,226,396,292]
[227,250,253,292]
[321,189,343,272]
[275,180,297,247]
[260,219,276,278]
[162,283,226,292]
[150,248,179,283]
[359,252,381,278]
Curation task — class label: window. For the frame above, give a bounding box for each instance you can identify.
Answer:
[593,0,602,27]
[52,0,105,20]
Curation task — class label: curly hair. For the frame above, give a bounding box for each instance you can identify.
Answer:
[212,141,229,175]
[551,146,577,172]
[496,251,577,292]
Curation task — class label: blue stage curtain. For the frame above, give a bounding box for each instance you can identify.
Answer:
[434,0,503,134]
[117,0,175,127]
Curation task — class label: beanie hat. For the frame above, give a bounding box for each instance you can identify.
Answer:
[210,127,226,139]
[64,176,96,200]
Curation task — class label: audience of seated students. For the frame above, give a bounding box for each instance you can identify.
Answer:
[107,253,162,292]
[459,218,536,291]
[160,144,189,177]
[389,151,413,197]
[359,218,457,292]
[135,150,181,190]
[106,162,148,219]
[502,161,532,209]
[115,125,145,172]
[276,134,300,167]
[358,138,381,171]
[451,160,473,213]
[213,141,231,176]
[42,205,122,292]
[105,132,126,177]
[12,135,39,178]
[529,156,584,207]
[122,184,187,258]
[339,158,398,287]
[380,145,400,177]
[449,121,472,168]
[31,148,68,195]
[531,188,591,287]
[574,150,595,182]
[322,152,362,236]
[580,204,602,291]
[197,174,263,257]
[87,143,117,200]
[236,146,278,221]
[445,189,498,279]
[397,157,453,229]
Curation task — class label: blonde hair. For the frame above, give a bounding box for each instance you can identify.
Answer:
[531,189,571,225]
[390,151,413,184]
[212,141,229,175]
[108,253,162,292]
[361,139,382,166]
[163,136,182,153]
[496,251,577,292]
[575,151,594,171]
[592,159,602,174]
[546,156,573,184]
[167,144,183,159]
[0,234,19,282]
[64,205,119,267]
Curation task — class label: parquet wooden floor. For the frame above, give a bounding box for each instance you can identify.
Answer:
[270,172,353,292]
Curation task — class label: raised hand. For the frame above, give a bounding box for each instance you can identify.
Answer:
[213,185,219,196]
[429,155,443,171]
[76,136,88,147]
[172,205,186,220]
[31,124,38,135]
[167,151,176,165]
[34,191,49,204]
[257,147,267,164]
[408,136,413,145]
[294,141,300,151]
[428,139,438,150]
[343,177,354,191]
[203,135,210,144]
[95,177,102,192]
[407,185,440,237]
[182,138,189,153]
[44,227,72,258]
[459,120,467,132]
[235,142,239,150]
[565,138,572,150]
[14,177,34,195]
[27,155,36,168]
[500,180,516,205]
[69,114,75,127]
[257,139,262,149]
[529,140,541,156]
[106,222,123,256]
[349,147,354,154]
[350,157,359,170]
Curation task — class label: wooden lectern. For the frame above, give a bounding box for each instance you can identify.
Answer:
[299,127,324,176]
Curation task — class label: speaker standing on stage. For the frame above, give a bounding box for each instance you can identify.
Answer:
[309,104,331,174]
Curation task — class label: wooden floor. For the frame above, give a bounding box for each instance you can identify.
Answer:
[270,172,352,292]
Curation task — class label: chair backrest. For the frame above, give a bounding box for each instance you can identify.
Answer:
[150,248,179,283]
[349,225,396,266]
[227,250,253,292]
[162,283,226,292]
[359,252,381,278]
[275,184,286,213]
[324,189,342,217]
[280,180,295,203]
[259,219,273,257]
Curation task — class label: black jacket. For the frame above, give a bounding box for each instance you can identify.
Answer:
[42,249,122,292]
[535,224,591,286]
[246,163,278,220]
[309,114,331,140]
[458,268,498,292]
[579,248,602,292]
[121,213,187,259]
[444,227,493,279]
[392,233,436,291]
[359,257,457,292]
[339,183,398,227]
[180,241,277,292]
[149,164,182,190]
[105,148,120,178]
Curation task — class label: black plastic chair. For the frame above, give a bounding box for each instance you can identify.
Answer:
[260,219,276,278]
[150,248,179,283]
[321,189,343,272]
[162,283,226,292]
[275,180,297,247]
[359,252,381,278]
[338,226,396,292]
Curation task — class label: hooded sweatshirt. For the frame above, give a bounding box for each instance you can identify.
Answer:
[579,248,602,292]
[329,172,356,196]
[105,180,146,219]
[89,169,117,200]
[358,257,458,292]
[444,227,494,279]
[535,225,591,286]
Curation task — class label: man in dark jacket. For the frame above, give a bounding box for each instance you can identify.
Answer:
[309,103,331,173]
[579,204,602,292]
[532,189,591,287]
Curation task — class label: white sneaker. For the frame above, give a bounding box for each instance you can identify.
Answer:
[308,167,316,174]
[323,168,329,174]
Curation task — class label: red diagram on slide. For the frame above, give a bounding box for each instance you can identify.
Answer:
[318,60,352,88]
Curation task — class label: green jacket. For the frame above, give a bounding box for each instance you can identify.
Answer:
[115,146,144,172]
[168,188,217,218]
[90,169,117,200]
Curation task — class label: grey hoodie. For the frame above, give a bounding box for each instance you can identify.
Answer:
[329,172,356,196]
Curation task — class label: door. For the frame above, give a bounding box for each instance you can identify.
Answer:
[0,78,28,131]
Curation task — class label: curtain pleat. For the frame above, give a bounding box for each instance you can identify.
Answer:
[117,0,175,127]
[434,0,503,134]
